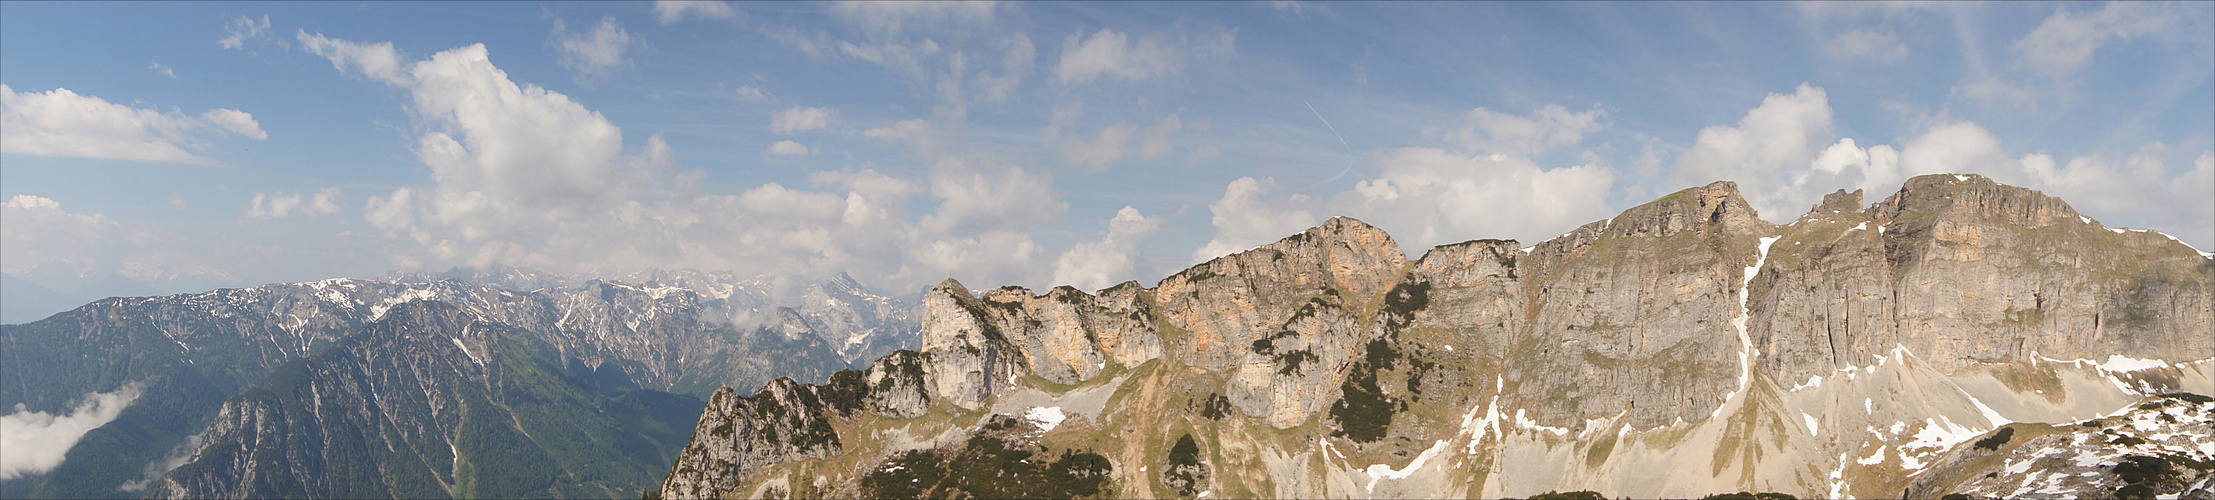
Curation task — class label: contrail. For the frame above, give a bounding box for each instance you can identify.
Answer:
[1305,100,1348,147]
[1305,100,1365,188]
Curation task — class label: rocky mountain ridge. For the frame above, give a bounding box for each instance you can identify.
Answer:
[0,271,922,498]
[656,173,2212,499]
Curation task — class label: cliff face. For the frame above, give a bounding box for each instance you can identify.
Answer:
[654,174,2214,499]
[1753,174,2213,388]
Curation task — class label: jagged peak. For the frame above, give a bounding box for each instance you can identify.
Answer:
[927,278,972,298]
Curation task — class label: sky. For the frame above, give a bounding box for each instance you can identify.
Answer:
[2,1,2210,302]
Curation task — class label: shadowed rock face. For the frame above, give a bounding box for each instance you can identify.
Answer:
[655,174,2215,499]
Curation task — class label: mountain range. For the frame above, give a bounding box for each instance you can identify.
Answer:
[0,270,922,498]
[653,174,2213,499]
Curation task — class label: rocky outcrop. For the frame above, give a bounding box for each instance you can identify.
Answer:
[653,174,2215,499]
[1752,174,2215,387]
[1504,181,1776,429]
[1157,217,1408,428]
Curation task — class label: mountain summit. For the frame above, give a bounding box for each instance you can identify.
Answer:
[655,174,2213,499]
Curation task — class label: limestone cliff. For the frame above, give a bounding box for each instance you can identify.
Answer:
[652,174,2214,499]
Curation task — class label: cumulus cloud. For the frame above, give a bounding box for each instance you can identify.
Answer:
[766,139,811,156]
[918,159,1064,234]
[1825,29,1907,61]
[1,84,267,165]
[217,15,272,50]
[771,106,837,134]
[1445,104,1605,156]
[653,0,736,24]
[1192,177,1317,263]
[553,17,635,82]
[1337,149,1617,250]
[2012,2,2174,76]
[0,383,143,481]
[305,35,1093,293]
[1051,206,1166,291]
[1671,83,1835,219]
[246,188,343,219]
[1055,28,1234,85]
[148,62,176,79]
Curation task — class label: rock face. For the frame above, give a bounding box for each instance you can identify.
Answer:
[641,174,2210,499]
[1752,174,2214,388]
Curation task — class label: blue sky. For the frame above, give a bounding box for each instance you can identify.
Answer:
[3,1,2210,299]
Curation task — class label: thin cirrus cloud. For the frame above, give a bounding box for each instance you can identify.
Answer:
[0,84,266,165]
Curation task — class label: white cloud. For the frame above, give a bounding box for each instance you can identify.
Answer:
[297,30,408,84]
[1,84,267,165]
[247,188,342,219]
[1825,29,1907,61]
[1,195,233,286]
[653,0,736,24]
[148,62,176,79]
[1055,28,1234,85]
[827,1,997,36]
[734,85,770,101]
[553,17,635,82]
[766,139,811,156]
[0,383,142,481]
[1335,148,1616,250]
[2012,2,2174,76]
[771,106,837,134]
[168,193,188,209]
[311,36,1088,293]
[1671,83,1835,219]
[919,159,1063,234]
[1445,104,1605,156]
[1051,206,1166,291]
[1192,177,1317,263]
[217,15,272,50]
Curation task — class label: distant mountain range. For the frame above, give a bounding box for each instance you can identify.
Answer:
[0,269,922,498]
[654,174,2214,499]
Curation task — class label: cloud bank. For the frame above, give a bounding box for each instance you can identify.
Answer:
[0,383,144,481]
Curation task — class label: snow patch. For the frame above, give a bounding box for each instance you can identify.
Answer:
[2079,216,2092,224]
[1952,174,1970,181]
[1803,412,1821,437]
[1848,221,1868,232]
[2099,354,2170,373]
[1858,445,1886,465]
[451,338,483,367]
[1716,235,1779,420]
[1362,439,1450,493]
[1023,406,1066,432]
[1513,409,1570,436]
